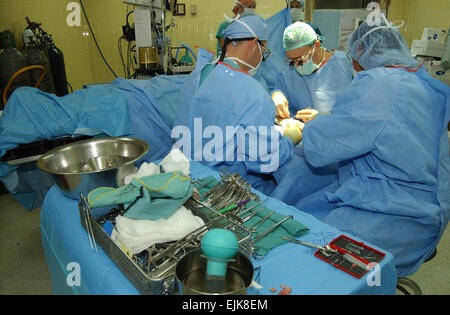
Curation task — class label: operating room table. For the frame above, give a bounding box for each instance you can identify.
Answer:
[40,161,398,295]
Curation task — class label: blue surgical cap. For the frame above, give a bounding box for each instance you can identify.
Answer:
[347,19,420,70]
[222,14,268,41]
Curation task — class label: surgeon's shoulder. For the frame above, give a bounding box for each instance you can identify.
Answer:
[247,75,272,97]
[334,51,352,64]
[333,50,350,61]
[357,67,408,85]
[215,63,269,95]
[350,68,402,103]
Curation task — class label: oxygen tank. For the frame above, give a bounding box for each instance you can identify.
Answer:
[0,30,29,109]
[23,17,69,97]
[45,41,68,96]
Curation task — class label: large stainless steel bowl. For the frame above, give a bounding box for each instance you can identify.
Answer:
[37,137,149,200]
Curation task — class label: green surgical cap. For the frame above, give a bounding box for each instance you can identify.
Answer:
[283,21,317,51]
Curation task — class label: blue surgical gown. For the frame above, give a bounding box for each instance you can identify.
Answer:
[270,51,352,205]
[173,52,295,195]
[298,65,450,277]
[274,50,353,114]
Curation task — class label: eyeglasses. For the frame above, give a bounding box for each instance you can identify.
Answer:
[284,45,315,67]
[284,56,304,67]
[258,40,272,61]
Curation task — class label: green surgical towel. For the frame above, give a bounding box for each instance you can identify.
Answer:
[243,206,309,257]
[194,176,220,195]
[87,171,193,221]
[195,177,309,256]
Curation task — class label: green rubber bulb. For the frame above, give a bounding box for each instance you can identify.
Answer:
[201,229,239,277]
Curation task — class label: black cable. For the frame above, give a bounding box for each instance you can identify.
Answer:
[79,0,118,78]
[118,36,128,78]
[49,70,74,94]
[219,42,227,62]
[126,11,133,26]
[127,40,131,78]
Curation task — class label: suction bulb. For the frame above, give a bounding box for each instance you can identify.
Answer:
[201,229,239,293]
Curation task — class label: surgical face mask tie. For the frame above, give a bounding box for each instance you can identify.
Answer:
[295,46,326,76]
[290,8,305,22]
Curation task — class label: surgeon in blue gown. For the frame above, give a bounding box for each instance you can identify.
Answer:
[293,17,450,277]
[172,15,298,195]
[257,0,323,92]
[272,21,353,118]
[270,21,353,205]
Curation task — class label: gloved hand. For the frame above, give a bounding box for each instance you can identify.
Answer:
[296,108,319,123]
[280,119,304,146]
[272,91,291,120]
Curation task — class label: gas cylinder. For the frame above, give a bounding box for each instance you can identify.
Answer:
[0,30,29,109]
[45,42,68,96]
[22,29,54,93]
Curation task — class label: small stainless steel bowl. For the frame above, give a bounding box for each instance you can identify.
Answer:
[175,248,254,295]
[37,137,149,199]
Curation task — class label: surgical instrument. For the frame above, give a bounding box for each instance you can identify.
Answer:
[81,194,98,253]
[236,198,268,217]
[253,215,293,243]
[218,199,251,214]
[249,210,274,231]
[241,206,268,223]
[282,237,337,254]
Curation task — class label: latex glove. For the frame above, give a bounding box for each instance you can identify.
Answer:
[281,119,303,145]
[296,108,319,123]
[279,118,305,131]
[272,91,291,120]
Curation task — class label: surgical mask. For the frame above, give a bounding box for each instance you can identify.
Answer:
[243,8,255,14]
[295,46,325,76]
[290,8,305,22]
[233,1,255,14]
[225,42,263,76]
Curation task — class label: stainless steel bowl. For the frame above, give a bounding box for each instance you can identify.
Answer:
[37,137,149,199]
[175,248,254,295]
